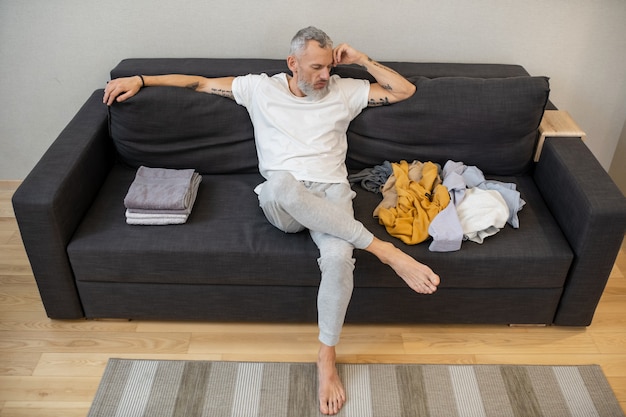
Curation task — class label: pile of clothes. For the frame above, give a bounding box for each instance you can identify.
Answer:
[373,160,450,245]
[349,160,525,252]
[123,166,202,225]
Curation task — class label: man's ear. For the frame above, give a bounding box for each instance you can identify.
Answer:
[287,55,297,73]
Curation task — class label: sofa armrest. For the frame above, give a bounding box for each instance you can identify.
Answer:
[12,90,113,319]
[534,137,626,325]
[534,110,586,161]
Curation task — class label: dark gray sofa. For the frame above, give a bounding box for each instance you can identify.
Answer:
[12,59,626,327]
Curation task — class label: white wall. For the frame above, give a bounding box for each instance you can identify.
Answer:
[2,0,625,179]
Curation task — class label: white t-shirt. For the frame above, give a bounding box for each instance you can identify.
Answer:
[232,73,369,190]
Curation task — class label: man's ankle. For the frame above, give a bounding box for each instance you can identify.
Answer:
[318,343,336,361]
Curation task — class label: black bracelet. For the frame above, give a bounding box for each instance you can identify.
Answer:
[138,74,145,88]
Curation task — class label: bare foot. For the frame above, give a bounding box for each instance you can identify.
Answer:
[366,237,440,294]
[318,344,345,415]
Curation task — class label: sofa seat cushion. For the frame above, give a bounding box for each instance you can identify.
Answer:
[68,165,573,291]
[68,164,320,286]
[352,174,573,290]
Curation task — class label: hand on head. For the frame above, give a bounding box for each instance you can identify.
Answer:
[332,43,367,67]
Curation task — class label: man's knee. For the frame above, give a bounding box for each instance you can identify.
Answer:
[317,241,355,285]
[259,173,305,233]
[263,172,298,198]
[261,172,302,210]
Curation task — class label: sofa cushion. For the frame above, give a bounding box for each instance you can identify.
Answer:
[346,76,550,175]
[68,164,572,292]
[67,165,321,286]
[352,173,573,290]
[108,59,548,177]
[108,86,259,174]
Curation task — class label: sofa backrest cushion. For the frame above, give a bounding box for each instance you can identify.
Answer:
[346,74,550,175]
[108,59,549,176]
[109,86,259,174]
[109,59,288,175]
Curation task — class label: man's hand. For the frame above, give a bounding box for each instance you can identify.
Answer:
[332,43,368,67]
[103,76,142,106]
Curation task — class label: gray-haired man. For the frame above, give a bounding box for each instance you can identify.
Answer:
[104,26,440,415]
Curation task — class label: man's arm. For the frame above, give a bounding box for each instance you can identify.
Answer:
[103,74,235,106]
[333,43,416,107]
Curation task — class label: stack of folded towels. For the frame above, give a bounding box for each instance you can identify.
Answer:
[123,166,202,225]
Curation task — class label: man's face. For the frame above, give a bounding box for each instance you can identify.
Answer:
[291,41,333,99]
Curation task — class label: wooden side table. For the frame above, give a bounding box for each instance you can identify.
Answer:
[535,110,586,161]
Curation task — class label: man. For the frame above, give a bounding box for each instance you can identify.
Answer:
[104,26,440,416]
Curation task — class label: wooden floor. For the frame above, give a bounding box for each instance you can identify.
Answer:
[0,180,625,416]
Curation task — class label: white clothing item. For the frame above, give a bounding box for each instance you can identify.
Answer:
[456,187,510,244]
[125,210,188,220]
[461,165,526,228]
[125,210,189,225]
[232,73,369,192]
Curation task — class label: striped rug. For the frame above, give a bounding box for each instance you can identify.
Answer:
[87,359,624,417]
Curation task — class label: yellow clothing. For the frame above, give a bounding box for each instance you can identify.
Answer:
[376,160,450,245]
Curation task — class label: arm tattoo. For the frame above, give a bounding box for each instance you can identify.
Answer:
[185,82,200,91]
[363,57,399,97]
[365,57,401,76]
[368,97,390,107]
[210,88,234,99]
[185,82,234,99]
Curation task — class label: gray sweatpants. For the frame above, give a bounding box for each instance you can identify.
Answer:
[258,172,374,346]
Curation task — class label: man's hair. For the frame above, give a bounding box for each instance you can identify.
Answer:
[289,26,333,57]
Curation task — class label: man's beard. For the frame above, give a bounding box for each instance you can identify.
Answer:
[297,79,329,100]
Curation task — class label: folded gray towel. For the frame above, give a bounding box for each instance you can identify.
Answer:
[126,173,202,215]
[124,166,199,211]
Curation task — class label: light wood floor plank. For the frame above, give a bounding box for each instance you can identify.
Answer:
[0,402,91,417]
[0,311,137,333]
[0,331,191,354]
[0,353,41,377]
[0,376,100,402]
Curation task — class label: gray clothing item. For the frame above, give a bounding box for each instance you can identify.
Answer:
[124,166,198,211]
[428,168,466,252]
[348,161,393,194]
[429,160,525,251]
[258,172,374,346]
